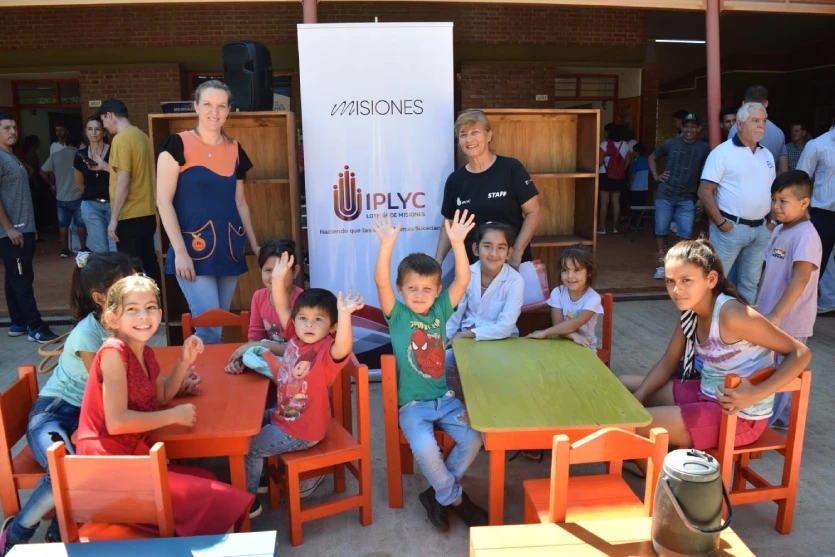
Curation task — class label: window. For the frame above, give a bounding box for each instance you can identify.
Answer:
[13,80,80,108]
[554,74,618,101]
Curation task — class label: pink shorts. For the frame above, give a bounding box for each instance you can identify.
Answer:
[673,379,767,451]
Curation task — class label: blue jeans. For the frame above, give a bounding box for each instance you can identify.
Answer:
[709,221,770,305]
[244,411,318,494]
[80,200,116,253]
[56,199,84,230]
[655,199,695,239]
[399,393,482,506]
[176,275,238,344]
[8,397,80,546]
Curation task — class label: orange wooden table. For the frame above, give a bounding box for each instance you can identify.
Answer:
[151,344,269,531]
[453,338,652,526]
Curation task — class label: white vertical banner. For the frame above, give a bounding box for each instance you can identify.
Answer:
[299,22,454,354]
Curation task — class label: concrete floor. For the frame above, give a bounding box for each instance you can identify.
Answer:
[1,300,833,556]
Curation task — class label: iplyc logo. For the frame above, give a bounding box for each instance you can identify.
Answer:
[333,165,362,221]
[332,165,427,222]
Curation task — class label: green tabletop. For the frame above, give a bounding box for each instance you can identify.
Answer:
[453,337,651,432]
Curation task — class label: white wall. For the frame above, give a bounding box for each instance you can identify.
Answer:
[553,99,614,134]
[552,67,642,138]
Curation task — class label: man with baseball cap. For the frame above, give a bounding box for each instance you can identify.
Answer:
[649,112,710,279]
[92,99,160,286]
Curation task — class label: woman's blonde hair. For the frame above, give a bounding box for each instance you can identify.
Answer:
[105,275,161,318]
[454,110,491,138]
[193,79,232,106]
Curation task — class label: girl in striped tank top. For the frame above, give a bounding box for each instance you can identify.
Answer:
[621,239,810,451]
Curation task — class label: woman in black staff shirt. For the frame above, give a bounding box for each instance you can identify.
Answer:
[435,110,541,269]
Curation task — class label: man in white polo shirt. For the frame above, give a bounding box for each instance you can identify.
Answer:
[698,102,776,303]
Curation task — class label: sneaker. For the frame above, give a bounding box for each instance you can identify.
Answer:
[7,324,27,337]
[0,515,14,557]
[44,529,59,544]
[418,486,449,531]
[654,267,665,280]
[256,474,269,494]
[771,420,789,431]
[60,249,72,258]
[611,228,619,234]
[249,499,262,519]
[28,326,58,344]
[448,491,488,527]
[597,229,607,236]
[300,475,325,499]
[817,306,835,315]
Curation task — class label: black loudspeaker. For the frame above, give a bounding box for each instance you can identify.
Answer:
[222,41,273,112]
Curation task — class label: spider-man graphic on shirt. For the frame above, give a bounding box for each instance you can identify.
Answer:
[405,318,445,379]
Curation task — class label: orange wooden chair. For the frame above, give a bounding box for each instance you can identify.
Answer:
[0,365,45,517]
[266,356,372,546]
[596,293,614,368]
[707,367,811,535]
[47,440,174,542]
[181,309,250,340]
[522,427,668,524]
[381,354,455,509]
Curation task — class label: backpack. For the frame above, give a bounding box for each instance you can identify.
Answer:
[605,139,626,180]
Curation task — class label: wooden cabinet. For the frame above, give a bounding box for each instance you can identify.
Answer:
[474,109,600,290]
[148,111,302,344]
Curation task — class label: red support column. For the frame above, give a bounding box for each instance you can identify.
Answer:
[706,0,721,148]
[303,0,318,24]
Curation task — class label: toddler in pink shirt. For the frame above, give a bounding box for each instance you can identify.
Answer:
[227,239,304,372]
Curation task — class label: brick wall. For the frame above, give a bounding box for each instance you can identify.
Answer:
[0,3,646,52]
[79,65,182,133]
[461,65,557,109]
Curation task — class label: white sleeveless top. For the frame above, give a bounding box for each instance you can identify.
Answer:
[696,294,774,420]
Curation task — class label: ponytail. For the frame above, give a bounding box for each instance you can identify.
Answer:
[70,252,141,324]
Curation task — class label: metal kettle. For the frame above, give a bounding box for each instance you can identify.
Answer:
[651,449,733,556]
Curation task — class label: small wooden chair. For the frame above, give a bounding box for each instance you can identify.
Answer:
[48,441,174,542]
[523,427,668,524]
[381,354,455,509]
[708,367,811,535]
[266,356,372,546]
[181,309,250,341]
[0,365,45,517]
[596,293,614,368]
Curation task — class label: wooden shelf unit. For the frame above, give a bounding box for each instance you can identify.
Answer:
[148,111,302,345]
[474,109,600,290]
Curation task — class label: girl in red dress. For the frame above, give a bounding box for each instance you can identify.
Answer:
[75,275,253,536]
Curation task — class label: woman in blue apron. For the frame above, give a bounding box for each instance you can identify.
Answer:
[156,80,260,343]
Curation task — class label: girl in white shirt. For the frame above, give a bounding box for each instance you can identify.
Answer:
[445,222,525,400]
[527,244,604,352]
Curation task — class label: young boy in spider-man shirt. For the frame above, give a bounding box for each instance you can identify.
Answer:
[372,210,487,531]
